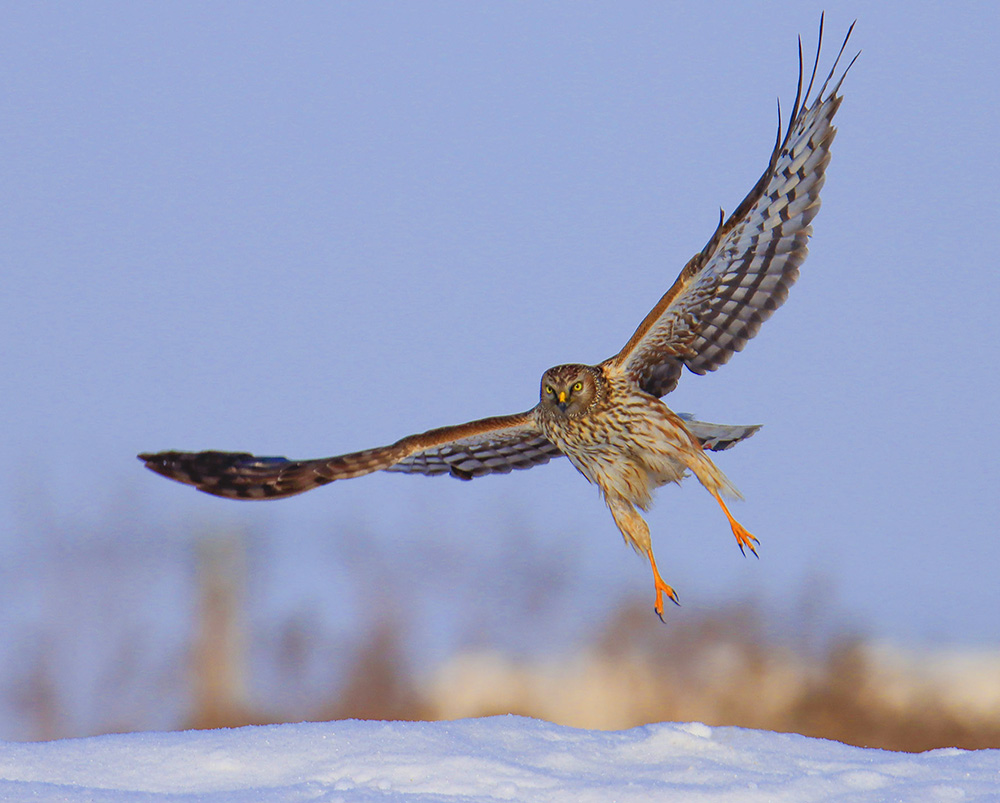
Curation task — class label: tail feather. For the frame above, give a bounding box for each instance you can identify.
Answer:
[677,414,761,452]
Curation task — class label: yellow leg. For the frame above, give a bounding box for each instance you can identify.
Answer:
[646,547,680,621]
[710,490,759,557]
[605,495,680,621]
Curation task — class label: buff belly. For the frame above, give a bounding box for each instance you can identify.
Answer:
[548,401,698,510]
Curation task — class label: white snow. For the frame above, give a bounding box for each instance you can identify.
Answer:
[1,717,997,802]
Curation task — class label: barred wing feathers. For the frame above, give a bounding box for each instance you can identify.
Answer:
[609,21,856,398]
[385,415,562,480]
[138,410,558,499]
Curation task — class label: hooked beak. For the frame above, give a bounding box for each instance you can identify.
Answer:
[557,390,568,412]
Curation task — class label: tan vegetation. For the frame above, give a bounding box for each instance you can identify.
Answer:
[7,523,1000,752]
[188,573,1000,752]
[424,603,1000,751]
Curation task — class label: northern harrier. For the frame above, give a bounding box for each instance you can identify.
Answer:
[141,20,856,618]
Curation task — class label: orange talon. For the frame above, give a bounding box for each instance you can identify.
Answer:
[646,547,680,620]
[711,491,760,557]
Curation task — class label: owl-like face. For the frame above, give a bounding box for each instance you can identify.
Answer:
[540,364,600,417]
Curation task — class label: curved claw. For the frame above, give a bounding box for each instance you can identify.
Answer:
[654,587,681,623]
[711,491,760,558]
[647,547,680,621]
[733,523,760,558]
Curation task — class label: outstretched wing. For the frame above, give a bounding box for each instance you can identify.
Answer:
[138,410,562,499]
[607,18,857,398]
[137,407,761,498]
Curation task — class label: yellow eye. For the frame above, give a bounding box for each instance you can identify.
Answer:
[573,381,583,392]
[545,386,555,396]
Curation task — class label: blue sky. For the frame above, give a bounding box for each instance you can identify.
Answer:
[3,2,999,648]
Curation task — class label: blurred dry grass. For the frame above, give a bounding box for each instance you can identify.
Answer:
[183,548,1000,752]
[5,519,1000,752]
[424,602,1000,752]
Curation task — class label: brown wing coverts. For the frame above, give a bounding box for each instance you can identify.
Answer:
[387,427,562,480]
[613,22,855,398]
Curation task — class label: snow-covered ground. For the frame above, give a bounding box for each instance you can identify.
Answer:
[2,717,998,802]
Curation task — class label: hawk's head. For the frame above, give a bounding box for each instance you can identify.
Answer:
[539,364,603,417]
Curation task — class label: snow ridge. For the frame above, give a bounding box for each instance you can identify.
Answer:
[2,716,998,802]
